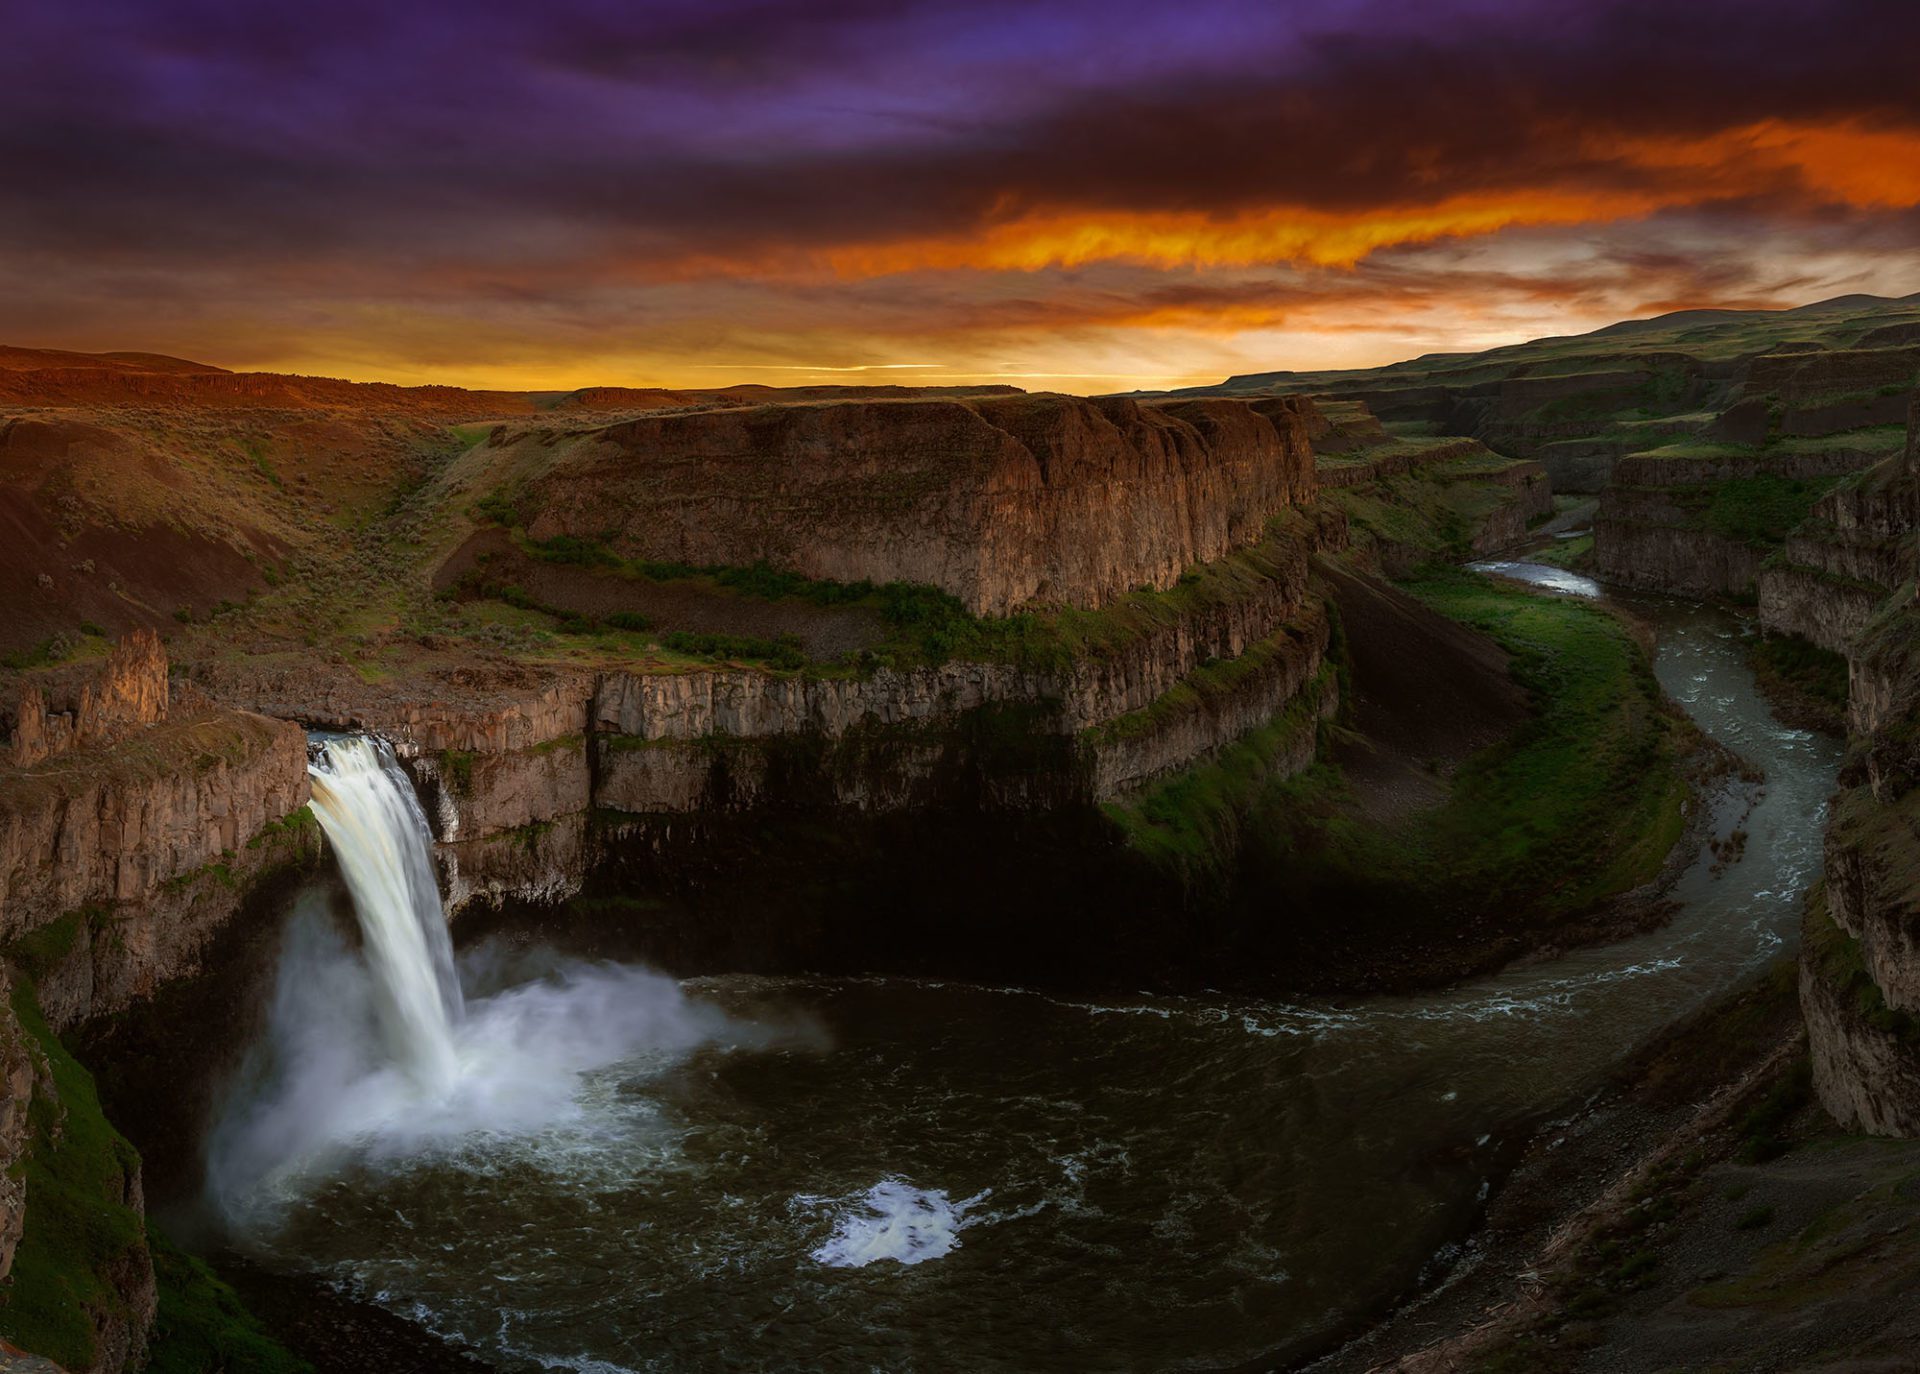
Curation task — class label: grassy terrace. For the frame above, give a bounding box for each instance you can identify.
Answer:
[1324,454,1533,562]
[1531,532,1595,569]
[1699,475,1845,546]
[1624,426,1906,464]
[1237,568,1690,929]
[1608,473,1846,548]
[438,508,1316,679]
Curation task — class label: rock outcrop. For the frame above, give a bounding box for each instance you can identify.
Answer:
[1759,459,1919,655]
[1594,450,1883,600]
[464,393,1316,615]
[3,630,168,769]
[1801,456,1920,1134]
[1802,942,1920,1136]
[0,967,31,1287]
[0,636,315,1028]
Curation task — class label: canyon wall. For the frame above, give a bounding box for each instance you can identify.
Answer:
[1799,443,1920,1135]
[201,514,1333,912]
[474,393,1316,615]
[0,635,316,1372]
[0,640,317,1029]
[1759,460,1918,655]
[1594,450,1885,600]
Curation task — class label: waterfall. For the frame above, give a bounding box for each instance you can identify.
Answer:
[306,735,464,1092]
[212,733,801,1223]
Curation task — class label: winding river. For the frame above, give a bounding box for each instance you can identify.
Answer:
[209,569,1840,1373]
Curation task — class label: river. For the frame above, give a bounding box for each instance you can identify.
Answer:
[209,568,1840,1372]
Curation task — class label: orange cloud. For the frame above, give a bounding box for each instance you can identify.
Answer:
[1602,118,1920,209]
[655,119,1920,284]
[822,190,1671,275]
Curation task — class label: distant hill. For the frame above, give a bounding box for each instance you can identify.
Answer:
[0,345,230,375]
[1179,292,1920,398]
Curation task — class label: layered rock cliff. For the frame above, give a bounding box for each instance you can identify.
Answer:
[3,630,170,769]
[196,510,1332,911]
[451,393,1316,616]
[1594,450,1877,600]
[1759,458,1919,655]
[1798,435,1920,1134]
[0,639,316,1028]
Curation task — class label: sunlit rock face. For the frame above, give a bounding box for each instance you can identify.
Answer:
[490,393,1315,616]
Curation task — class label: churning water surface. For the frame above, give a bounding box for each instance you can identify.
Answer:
[210,578,1840,1373]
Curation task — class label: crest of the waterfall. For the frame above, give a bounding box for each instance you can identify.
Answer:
[306,735,464,1091]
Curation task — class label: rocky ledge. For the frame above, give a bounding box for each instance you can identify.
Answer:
[0,638,316,1029]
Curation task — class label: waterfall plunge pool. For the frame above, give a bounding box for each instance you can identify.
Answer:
[201,586,1839,1372]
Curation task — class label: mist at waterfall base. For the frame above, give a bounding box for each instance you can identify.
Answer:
[207,738,820,1224]
[205,598,1841,1372]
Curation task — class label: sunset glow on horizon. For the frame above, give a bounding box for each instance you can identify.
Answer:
[5,0,1920,393]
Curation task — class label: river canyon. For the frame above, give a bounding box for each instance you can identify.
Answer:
[3,295,1920,1373]
[203,586,1840,1373]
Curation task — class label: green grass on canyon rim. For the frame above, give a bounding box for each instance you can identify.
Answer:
[1217,568,1690,943]
[441,509,1319,678]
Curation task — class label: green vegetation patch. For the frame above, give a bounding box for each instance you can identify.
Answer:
[4,908,95,984]
[452,512,1318,678]
[1701,475,1842,547]
[146,1232,311,1374]
[1102,668,1335,878]
[662,630,808,671]
[1531,533,1594,570]
[1243,568,1689,928]
[1748,633,1849,730]
[244,804,319,850]
[439,748,475,795]
[0,983,149,1371]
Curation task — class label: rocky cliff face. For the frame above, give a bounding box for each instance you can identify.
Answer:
[462,392,1315,615]
[1759,460,1918,654]
[428,582,1328,905]
[1462,460,1554,554]
[191,510,1332,912]
[1802,942,1920,1136]
[1594,491,1766,599]
[0,711,309,937]
[4,629,169,769]
[0,967,31,1287]
[0,636,316,1028]
[1801,504,1920,1134]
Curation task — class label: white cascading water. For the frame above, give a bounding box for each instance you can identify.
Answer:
[304,736,464,1091]
[209,733,815,1225]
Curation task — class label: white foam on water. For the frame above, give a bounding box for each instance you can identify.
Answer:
[1466,560,1604,599]
[210,734,820,1226]
[797,1178,991,1268]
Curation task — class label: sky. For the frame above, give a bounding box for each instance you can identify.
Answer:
[4,0,1920,393]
